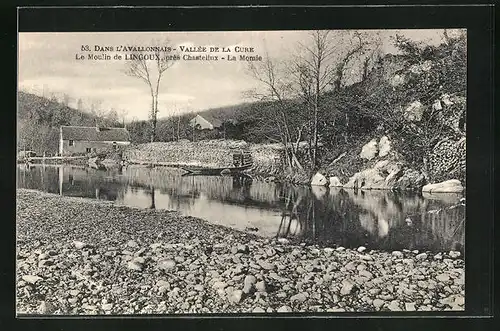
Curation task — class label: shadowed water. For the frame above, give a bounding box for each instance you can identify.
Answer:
[17,164,465,253]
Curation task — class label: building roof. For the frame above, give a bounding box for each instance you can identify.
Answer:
[61,126,130,142]
[192,114,223,128]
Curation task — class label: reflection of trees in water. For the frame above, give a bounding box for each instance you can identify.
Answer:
[125,166,282,209]
[276,187,465,252]
[17,165,60,194]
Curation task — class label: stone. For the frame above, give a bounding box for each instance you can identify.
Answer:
[127,240,138,248]
[357,246,367,253]
[38,259,54,267]
[433,253,443,260]
[102,303,113,311]
[432,99,443,111]
[252,307,265,313]
[360,139,379,160]
[290,292,308,303]
[157,259,176,272]
[416,253,428,260]
[73,241,86,249]
[311,173,329,186]
[228,290,243,304]
[388,300,402,311]
[436,273,450,282]
[69,289,80,296]
[340,280,355,296]
[329,176,343,187]
[132,256,145,264]
[405,302,417,311]
[392,251,404,258]
[212,281,227,290]
[404,100,424,122]
[258,260,275,270]
[359,270,373,279]
[394,168,425,191]
[344,168,387,190]
[127,261,142,271]
[38,301,55,314]
[391,74,405,87]
[373,299,385,308]
[243,275,257,294]
[422,180,464,193]
[277,305,292,313]
[449,251,461,259]
[345,262,356,271]
[22,275,42,284]
[378,136,391,157]
[255,281,267,293]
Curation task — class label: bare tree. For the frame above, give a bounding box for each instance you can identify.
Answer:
[246,53,303,171]
[291,30,374,164]
[124,41,175,142]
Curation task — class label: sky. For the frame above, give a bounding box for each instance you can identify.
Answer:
[18,29,460,121]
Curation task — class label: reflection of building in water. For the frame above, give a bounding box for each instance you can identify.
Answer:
[58,167,125,201]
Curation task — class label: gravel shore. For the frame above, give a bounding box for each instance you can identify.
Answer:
[16,189,465,315]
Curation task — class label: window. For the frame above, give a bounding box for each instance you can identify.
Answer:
[69,140,74,146]
[86,148,91,153]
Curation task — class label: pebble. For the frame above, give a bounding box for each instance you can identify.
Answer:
[290,292,308,302]
[16,190,467,314]
[157,259,176,271]
[127,261,142,271]
[277,305,292,313]
[258,260,275,270]
[388,300,402,311]
[405,302,416,311]
[373,299,385,308]
[392,251,404,258]
[73,241,86,249]
[340,280,355,295]
[21,275,42,284]
[436,273,450,282]
[416,253,428,260]
[357,246,367,253]
[243,275,256,294]
[277,238,290,245]
[228,290,243,304]
[255,281,267,293]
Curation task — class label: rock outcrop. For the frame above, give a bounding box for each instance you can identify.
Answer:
[311,173,328,186]
[360,139,379,160]
[422,180,464,193]
[378,136,392,157]
[329,176,343,187]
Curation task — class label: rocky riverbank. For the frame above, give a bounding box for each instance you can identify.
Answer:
[16,189,465,315]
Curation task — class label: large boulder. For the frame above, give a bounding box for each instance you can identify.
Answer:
[329,176,343,187]
[344,161,404,190]
[394,168,426,191]
[378,136,392,157]
[404,101,424,122]
[360,139,379,160]
[343,168,387,190]
[311,172,329,186]
[422,179,464,193]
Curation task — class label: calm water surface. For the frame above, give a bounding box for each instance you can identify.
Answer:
[17,164,465,253]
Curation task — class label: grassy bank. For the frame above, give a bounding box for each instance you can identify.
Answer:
[16,189,464,314]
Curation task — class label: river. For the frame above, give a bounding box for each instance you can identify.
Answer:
[17,164,465,253]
